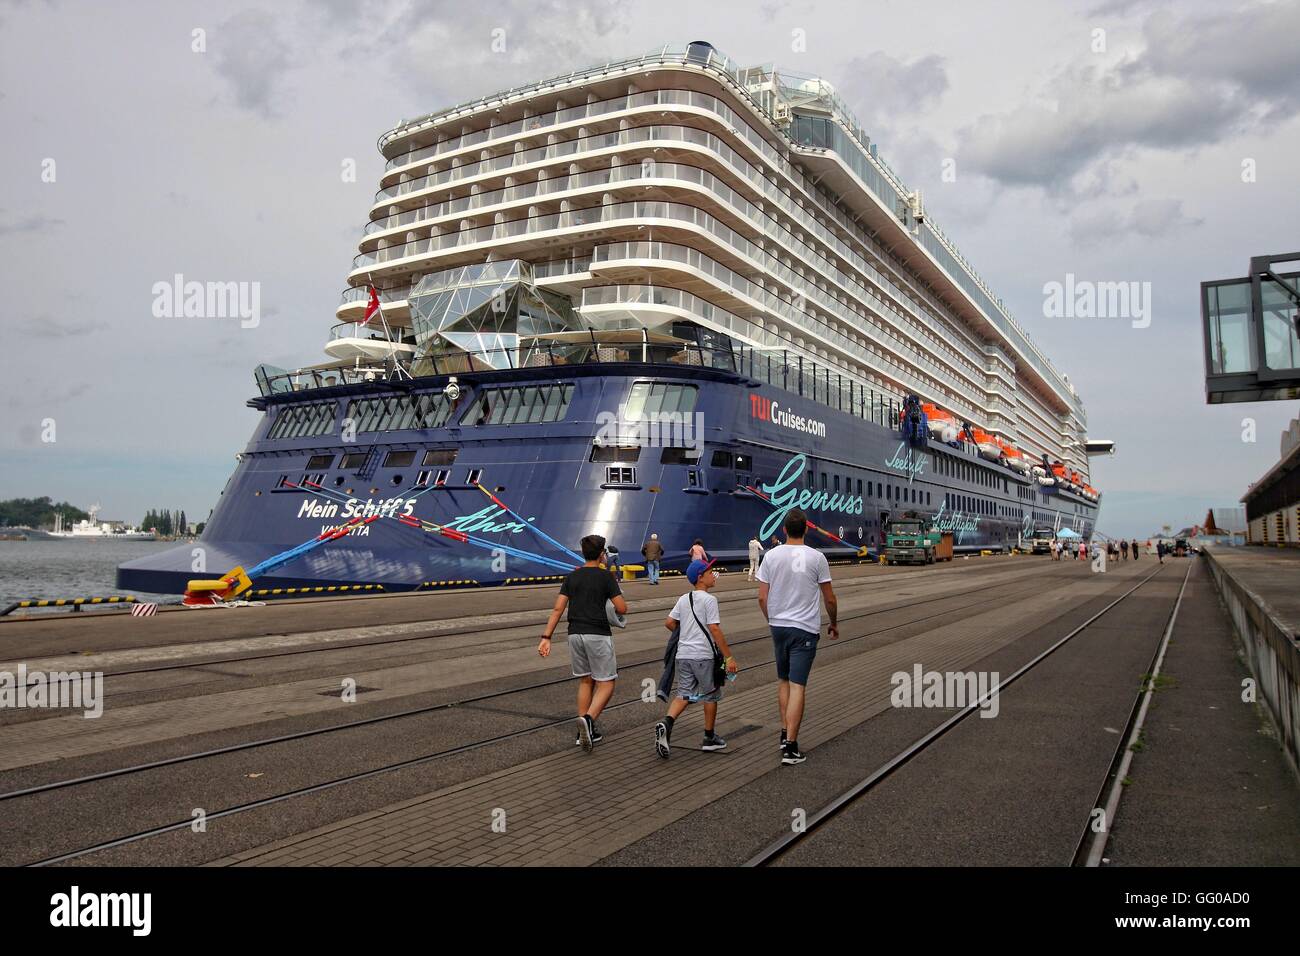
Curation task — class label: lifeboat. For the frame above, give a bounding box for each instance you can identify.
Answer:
[969,427,1002,462]
[922,403,960,444]
[997,438,1030,475]
[1050,462,1072,489]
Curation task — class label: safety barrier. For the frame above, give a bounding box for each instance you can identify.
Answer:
[1,596,139,617]
[249,585,386,598]
[420,580,482,588]
[1203,549,1300,774]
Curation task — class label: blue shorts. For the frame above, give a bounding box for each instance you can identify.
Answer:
[770,626,820,685]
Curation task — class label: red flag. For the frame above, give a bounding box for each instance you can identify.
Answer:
[363,286,380,326]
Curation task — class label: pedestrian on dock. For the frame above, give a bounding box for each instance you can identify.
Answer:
[537,534,629,753]
[606,542,621,578]
[1130,539,1139,561]
[757,508,838,766]
[654,558,737,758]
[747,535,764,581]
[1078,541,1086,561]
[641,533,663,585]
[689,538,708,563]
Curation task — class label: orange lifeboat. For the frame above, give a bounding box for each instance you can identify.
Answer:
[922,403,960,444]
[970,427,1001,462]
[997,438,1030,475]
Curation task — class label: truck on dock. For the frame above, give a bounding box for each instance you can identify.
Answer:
[884,514,953,565]
[1029,528,1056,555]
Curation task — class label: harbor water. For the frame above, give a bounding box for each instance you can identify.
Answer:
[0,539,180,608]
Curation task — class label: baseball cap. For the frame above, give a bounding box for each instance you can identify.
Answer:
[685,558,716,584]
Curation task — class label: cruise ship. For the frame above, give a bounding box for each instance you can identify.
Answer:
[119,42,1101,595]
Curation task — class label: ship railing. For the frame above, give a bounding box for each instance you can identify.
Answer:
[256,338,916,433]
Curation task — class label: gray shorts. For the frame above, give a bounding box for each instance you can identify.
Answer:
[676,658,722,702]
[569,633,617,681]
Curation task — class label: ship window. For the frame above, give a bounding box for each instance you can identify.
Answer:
[857,479,863,496]
[341,452,368,470]
[820,473,828,491]
[467,468,483,485]
[926,492,931,506]
[735,454,750,471]
[302,473,325,487]
[711,451,734,468]
[383,450,417,468]
[661,447,701,464]
[623,382,698,419]
[833,475,840,493]
[276,474,292,488]
[344,393,455,433]
[268,401,336,440]
[461,384,574,426]
[592,444,640,463]
[306,455,334,470]
[605,466,636,485]
[434,469,451,486]
[423,448,458,466]
[415,471,431,487]
[687,469,700,487]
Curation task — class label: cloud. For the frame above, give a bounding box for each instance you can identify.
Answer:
[0,212,65,235]
[957,0,1300,196]
[208,9,295,118]
[836,51,949,134]
[1130,198,1203,237]
[304,0,633,106]
[25,315,111,339]
[1068,197,1203,246]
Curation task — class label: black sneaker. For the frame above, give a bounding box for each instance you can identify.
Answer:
[654,720,671,759]
[576,715,595,753]
[574,725,604,746]
[701,731,727,751]
[778,728,787,750]
[781,741,806,765]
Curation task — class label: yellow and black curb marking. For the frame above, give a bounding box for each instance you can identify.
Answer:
[502,575,563,585]
[2,596,139,616]
[250,584,385,598]
[420,579,482,588]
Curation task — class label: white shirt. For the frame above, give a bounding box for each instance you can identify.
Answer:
[669,590,721,661]
[748,539,764,560]
[757,544,832,633]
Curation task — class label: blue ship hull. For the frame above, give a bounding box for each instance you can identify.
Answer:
[118,362,1098,594]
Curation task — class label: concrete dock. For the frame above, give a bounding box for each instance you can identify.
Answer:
[1,552,1296,867]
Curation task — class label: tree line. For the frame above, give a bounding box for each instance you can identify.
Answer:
[0,497,90,529]
[141,509,191,536]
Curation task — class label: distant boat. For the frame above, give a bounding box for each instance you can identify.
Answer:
[49,505,157,541]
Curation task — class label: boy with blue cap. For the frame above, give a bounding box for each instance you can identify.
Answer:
[654,557,738,757]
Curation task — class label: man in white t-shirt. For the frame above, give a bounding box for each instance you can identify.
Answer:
[757,508,838,766]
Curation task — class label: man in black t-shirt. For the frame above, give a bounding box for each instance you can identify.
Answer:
[538,534,629,752]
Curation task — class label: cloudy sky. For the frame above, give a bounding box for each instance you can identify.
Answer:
[2,0,1297,536]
